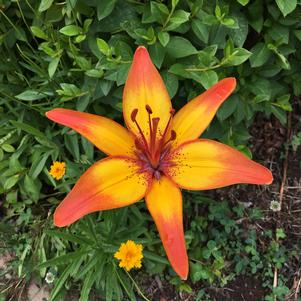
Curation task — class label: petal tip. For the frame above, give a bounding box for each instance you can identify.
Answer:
[134,46,150,60]
[222,77,237,91]
[53,210,68,228]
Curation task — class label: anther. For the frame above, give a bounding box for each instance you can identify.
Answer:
[170,130,177,141]
[170,108,175,116]
[131,109,138,122]
[145,105,153,114]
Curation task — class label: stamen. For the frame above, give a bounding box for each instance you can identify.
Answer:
[131,109,149,150]
[145,105,153,114]
[163,130,177,146]
[131,109,138,122]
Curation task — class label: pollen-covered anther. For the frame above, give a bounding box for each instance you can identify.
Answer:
[145,105,153,114]
[170,130,177,141]
[131,108,138,122]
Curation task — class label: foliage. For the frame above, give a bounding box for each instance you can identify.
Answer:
[0,0,300,300]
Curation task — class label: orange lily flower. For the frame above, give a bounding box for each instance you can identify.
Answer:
[46,46,273,280]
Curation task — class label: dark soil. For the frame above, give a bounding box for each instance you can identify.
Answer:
[143,101,301,301]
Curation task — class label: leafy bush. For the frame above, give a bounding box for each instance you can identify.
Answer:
[0,0,300,300]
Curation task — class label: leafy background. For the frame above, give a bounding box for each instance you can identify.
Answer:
[0,0,300,300]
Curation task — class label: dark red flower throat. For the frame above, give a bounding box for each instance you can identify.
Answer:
[131,105,176,179]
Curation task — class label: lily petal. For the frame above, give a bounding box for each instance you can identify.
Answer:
[164,139,273,190]
[54,157,151,227]
[145,176,188,280]
[123,46,172,141]
[171,78,236,146]
[46,108,135,157]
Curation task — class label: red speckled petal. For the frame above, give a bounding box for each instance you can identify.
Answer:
[54,157,151,227]
[164,139,273,190]
[46,108,135,157]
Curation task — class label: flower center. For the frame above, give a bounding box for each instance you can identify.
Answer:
[131,105,176,179]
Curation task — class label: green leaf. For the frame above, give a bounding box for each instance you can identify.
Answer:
[223,48,251,66]
[250,43,271,67]
[85,69,104,78]
[165,10,190,31]
[4,175,19,190]
[59,25,82,36]
[275,0,297,17]
[79,271,95,301]
[158,31,169,47]
[96,38,111,56]
[30,26,48,40]
[38,0,53,12]
[149,43,165,68]
[1,144,15,152]
[48,57,60,78]
[97,0,117,21]
[217,96,238,121]
[191,19,209,44]
[237,0,249,5]
[166,37,198,58]
[15,90,49,101]
[195,70,218,89]
[161,71,178,98]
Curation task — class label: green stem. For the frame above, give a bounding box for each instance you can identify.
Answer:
[125,270,151,301]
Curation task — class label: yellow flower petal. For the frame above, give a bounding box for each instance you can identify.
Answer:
[49,161,66,180]
[114,240,143,271]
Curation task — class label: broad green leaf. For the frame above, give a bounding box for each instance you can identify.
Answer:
[217,96,239,121]
[223,48,251,66]
[15,90,49,101]
[191,19,209,43]
[1,144,15,152]
[166,37,198,58]
[59,25,82,36]
[165,10,190,31]
[96,38,111,56]
[275,0,297,17]
[38,0,53,12]
[85,69,104,78]
[161,71,178,98]
[149,43,165,68]
[97,0,117,20]
[191,70,218,89]
[4,174,19,190]
[158,31,170,47]
[30,26,48,40]
[250,43,271,67]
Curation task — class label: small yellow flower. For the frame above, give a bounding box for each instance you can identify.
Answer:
[114,240,143,271]
[49,161,66,180]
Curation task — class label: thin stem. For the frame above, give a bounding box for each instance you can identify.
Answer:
[125,270,151,301]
